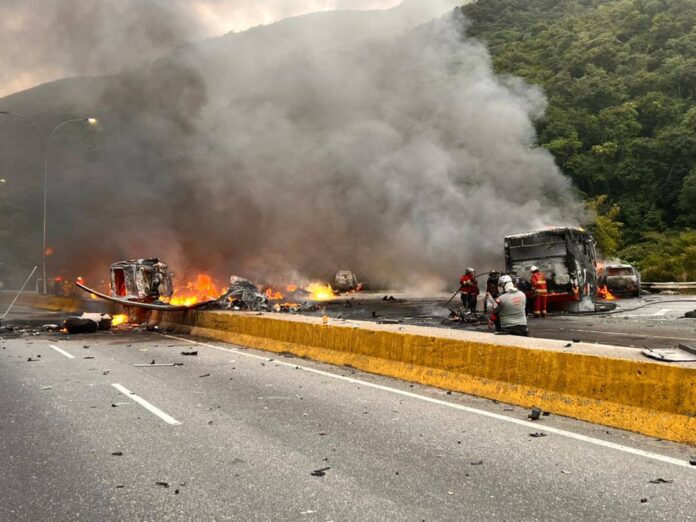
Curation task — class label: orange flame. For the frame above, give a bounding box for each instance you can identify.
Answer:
[112,314,129,326]
[306,282,335,301]
[597,285,616,301]
[265,288,284,300]
[169,274,221,306]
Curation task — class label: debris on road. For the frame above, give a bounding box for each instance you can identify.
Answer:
[641,347,696,363]
[529,432,547,438]
[133,363,183,367]
[470,461,483,466]
[181,351,198,356]
[311,467,331,477]
[689,457,696,466]
[111,451,123,456]
[199,373,211,378]
[27,356,40,362]
[648,478,673,484]
[528,407,542,421]
[155,481,170,488]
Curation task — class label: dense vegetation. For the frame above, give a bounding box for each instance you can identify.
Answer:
[462,0,696,280]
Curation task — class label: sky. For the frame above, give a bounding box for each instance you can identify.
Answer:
[0,0,401,98]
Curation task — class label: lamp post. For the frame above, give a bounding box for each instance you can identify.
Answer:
[0,111,97,293]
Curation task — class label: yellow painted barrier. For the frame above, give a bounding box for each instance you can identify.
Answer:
[160,311,696,446]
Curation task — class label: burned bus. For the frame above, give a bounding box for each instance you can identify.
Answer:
[504,227,598,311]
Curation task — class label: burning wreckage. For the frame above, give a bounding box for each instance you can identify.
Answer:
[77,259,337,319]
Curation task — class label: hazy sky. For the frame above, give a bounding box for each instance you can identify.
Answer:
[0,0,401,98]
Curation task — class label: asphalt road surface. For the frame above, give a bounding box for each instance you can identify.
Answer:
[2,316,696,520]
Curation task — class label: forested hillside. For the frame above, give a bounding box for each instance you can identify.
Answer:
[461,0,696,280]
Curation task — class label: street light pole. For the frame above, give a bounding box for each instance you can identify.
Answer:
[0,111,97,293]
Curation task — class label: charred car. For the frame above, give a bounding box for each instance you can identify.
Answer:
[110,258,173,303]
[505,227,598,312]
[333,270,361,293]
[599,264,641,297]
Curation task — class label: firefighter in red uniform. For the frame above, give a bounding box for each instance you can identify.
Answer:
[530,266,548,318]
[459,267,479,314]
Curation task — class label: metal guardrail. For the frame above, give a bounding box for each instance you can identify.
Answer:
[643,282,696,290]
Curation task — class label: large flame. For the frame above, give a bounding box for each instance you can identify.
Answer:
[306,282,335,301]
[169,274,222,306]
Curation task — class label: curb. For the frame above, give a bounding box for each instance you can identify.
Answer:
[159,310,696,446]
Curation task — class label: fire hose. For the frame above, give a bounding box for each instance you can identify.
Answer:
[444,272,492,307]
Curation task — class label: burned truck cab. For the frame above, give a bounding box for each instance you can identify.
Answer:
[110,258,174,303]
[505,227,598,312]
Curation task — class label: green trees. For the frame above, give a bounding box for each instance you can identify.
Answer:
[462,0,696,275]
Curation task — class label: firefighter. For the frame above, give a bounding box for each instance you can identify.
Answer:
[459,267,479,314]
[484,270,500,315]
[490,275,529,337]
[530,266,548,318]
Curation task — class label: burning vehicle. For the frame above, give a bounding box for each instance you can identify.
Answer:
[333,271,361,293]
[599,264,641,298]
[110,258,173,303]
[505,227,598,312]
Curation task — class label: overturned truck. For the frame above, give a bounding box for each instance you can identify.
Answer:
[505,227,598,312]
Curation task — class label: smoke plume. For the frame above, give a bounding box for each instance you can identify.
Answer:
[0,1,578,291]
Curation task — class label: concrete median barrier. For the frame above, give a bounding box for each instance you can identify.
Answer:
[159,310,696,446]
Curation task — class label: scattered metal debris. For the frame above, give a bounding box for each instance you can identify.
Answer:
[641,347,696,363]
[311,467,331,477]
[111,451,123,456]
[648,478,673,484]
[181,351,198,356]
[528,407,542,421]
[470,461,483,466]
[155,481,170,488]
[529,432,547,438]
[199,373,211,378]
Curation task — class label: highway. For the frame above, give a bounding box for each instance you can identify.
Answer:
[1,309,696,520]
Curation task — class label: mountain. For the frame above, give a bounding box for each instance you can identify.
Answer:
[461,0,696,246]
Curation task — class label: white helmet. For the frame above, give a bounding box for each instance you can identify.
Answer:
[498,275,513,286]
[530,266,540,272]
[466,267,475,274]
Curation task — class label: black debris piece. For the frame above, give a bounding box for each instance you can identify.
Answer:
[111,451,123,456]
[564,343,572,348]
[83,345,90,349]
[64,317,99,334]
[84,356,95,360]
[648,478,673,484]
[156,481,170,488]
[684,310,696,319]
[470,461,483,466]
[181,351,198,356]
[528,407,542,421]
[151,359,156,365]
[529,432,547,438]
[542,411,551,417]
[116,485,125,489]
[372,311,378,318]
[640,498,648,504]
[446,391,452,395]
[27,357,40,362]
[311,467,331,477]
[175,489,180,495]
[572,338,581,343]
[689,458,696,466]
[199,373,211,378]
